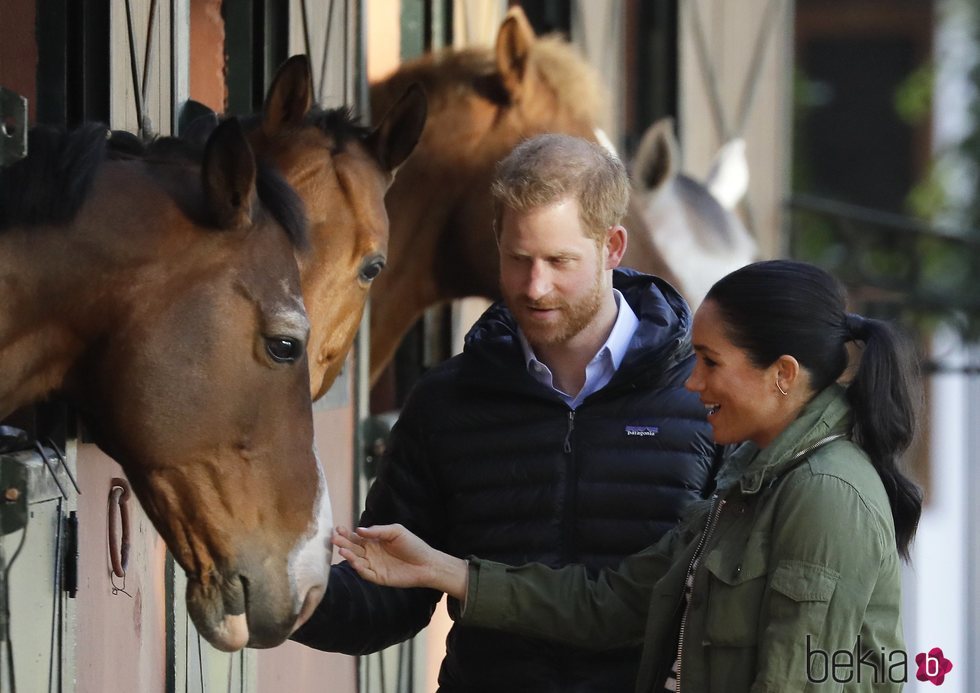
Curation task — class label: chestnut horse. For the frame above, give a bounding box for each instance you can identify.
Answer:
[0,119,329,651]
[367,7,753,380]
[186,56,426,399]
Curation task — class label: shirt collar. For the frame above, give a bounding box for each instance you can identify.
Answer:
[519,288,639,394]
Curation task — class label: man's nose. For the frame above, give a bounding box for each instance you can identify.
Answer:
[526,262,552,300]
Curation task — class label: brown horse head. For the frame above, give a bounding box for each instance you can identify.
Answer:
[0,119,330,650]
[366,6,605,380]
[246,55,427,399]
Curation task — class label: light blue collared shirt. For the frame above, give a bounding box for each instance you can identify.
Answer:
[519,289,639,409]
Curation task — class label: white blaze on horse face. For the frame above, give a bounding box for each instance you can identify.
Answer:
[288,443,332,630]
[270,283,311,339]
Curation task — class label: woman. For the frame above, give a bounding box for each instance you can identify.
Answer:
[335,260,922,692]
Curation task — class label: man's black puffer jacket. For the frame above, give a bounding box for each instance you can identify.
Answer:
[292,269,720,692]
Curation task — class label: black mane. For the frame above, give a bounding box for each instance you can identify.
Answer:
[0,124,108,231]
[305,106,372,152]
[0,122,308,250]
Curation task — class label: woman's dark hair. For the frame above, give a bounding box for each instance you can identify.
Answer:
[705,259,922,559]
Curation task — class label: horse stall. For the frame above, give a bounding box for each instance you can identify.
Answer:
[0,2,838,692]
[0,1,375,691]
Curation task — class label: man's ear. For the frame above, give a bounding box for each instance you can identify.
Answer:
[605,225,628,269]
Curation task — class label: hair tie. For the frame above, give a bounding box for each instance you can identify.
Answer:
[844,312,870,342]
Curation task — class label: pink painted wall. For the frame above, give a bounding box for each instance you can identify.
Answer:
[74,445,168,693]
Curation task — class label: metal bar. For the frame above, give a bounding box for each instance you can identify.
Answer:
[45,441,79,496]
[318,0,337,105]
[33,444,68,501]
[734,0,785,136]
[301,0,313,71]
[47,498,63,693]
[343,0,349,103]
[141,0,159,134]
[788,193,980,247]
[685,0,729,141]
[124,0,147,133]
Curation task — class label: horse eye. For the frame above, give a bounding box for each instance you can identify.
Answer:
[266,336,301,363]
[359,257,386,283]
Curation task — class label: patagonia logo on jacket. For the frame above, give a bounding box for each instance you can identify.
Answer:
[625,425,659,437]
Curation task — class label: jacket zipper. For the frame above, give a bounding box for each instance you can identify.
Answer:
[563,410,575,453]
[675,494,726,693]
[561,409,577,563]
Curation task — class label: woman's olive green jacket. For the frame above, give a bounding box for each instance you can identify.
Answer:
[460,385,905,692]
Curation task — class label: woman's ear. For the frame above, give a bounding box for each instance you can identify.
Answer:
[773,354,802,392]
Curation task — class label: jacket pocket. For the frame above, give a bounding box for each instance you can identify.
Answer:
[766,559,839,643]
[701,540,768,693]
[702,535,768,647]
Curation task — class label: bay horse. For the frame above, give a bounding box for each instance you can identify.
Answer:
[0,119,329,651]
[186,56,427,399]
[367,6,753,380]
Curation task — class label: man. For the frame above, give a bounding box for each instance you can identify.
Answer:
[293,134,719,691]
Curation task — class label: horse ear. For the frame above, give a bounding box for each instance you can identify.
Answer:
[705,138,749,210]
[632,118,679,193]
[263,55,314,136]
[365,83,427,174]
[496,6,536,99]
[202,118,257,230]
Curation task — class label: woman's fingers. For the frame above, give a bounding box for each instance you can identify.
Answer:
[337,547,378,581]
[354,523,404,541]
[332,526,365,556]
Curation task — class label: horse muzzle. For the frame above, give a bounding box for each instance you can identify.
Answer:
[186,568,328,651]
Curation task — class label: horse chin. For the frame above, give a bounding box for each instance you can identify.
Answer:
[207,613,250,653]
[186,574,251,651]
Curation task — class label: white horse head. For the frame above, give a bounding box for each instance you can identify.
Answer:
[621,118,758,308]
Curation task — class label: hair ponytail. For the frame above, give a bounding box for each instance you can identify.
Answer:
[707,260,923,560]
[845,318,923,560]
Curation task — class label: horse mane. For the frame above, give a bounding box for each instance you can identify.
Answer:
[379,34,602,126]
[0,124,108,231]
[0,123,308,250]
[305,106,372,151]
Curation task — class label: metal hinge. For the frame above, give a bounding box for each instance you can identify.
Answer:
[0,86,28,166]
[63,511,79,598]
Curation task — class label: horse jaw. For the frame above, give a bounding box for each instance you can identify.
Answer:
[286,443,333,631]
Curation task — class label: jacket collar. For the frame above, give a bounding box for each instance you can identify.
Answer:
[460,269,692,393]
[721,384,853,495]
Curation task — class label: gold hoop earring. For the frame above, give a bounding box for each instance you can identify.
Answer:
[775,379,789,396]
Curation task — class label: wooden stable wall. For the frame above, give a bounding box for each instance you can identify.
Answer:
[678,0,795,258]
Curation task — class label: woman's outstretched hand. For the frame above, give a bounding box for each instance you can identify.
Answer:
[333,524,469,600]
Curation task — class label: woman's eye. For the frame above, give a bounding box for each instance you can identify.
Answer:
[266,336,302,363]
